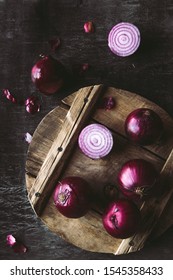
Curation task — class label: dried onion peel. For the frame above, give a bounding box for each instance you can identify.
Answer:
[78,124,113,159]
[108,22,141,57]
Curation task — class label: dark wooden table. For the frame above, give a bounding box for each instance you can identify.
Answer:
[1,0,173,260]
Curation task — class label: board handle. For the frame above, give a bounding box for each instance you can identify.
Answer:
[28,84,104,216]
[116,148,173,255]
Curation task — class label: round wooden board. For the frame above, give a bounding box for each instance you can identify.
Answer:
[26,85,173,254]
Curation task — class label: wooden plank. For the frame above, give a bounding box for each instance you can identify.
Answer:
[28,85,104,216]
[115,148,173,255]
[26,86,173,253]
[63,87,173,160]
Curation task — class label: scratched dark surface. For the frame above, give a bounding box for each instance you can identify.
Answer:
[0,0,173,260]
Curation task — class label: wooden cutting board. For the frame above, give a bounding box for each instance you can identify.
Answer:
[25,85,173,254]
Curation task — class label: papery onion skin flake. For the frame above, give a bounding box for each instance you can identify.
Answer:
[6,234,16,246]
[108,22,141,57]
[84,21,95,33]
[125,108,164,145]
[102,199,141,239]
[2,89,17,104]
[78,123,114,159]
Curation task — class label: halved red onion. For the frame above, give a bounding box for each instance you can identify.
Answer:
[2,89,17,104]
[108,22,141,57]
[78,124,113,159]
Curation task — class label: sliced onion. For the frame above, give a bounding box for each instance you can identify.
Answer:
[78,124,113,159]
[108,22,141,57]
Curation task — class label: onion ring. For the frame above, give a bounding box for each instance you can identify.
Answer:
[108,22,141,57]
[78,124,113,159]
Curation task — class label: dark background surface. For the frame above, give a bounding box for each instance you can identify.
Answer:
[0,0,173,260]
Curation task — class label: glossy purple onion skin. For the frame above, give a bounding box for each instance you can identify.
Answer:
[53,177,91,218]
[102,199,141,239]
[31,55,65,95]
[125,108,163,145]
[117,159,158,201]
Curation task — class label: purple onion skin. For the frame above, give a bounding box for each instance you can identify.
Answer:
[125,108,164,145]
[117,159,158,201]
[53,177,92,218]
[102,199,141,239]
[31,55,66,95]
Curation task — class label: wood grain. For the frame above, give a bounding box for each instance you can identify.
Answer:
[28,85,104,215]
[26,86,173,254]
[116,148,173,254]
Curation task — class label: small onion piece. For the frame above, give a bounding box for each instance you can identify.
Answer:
[25,96,40,114]
[78,124,113,159]
[2,89,17,104]
[125,108,164,145]
[108,22,141,57]
[117,159,158,201]
[102,199,141,239]
[98,96,116,110]
[6,234,28,253]
[53,176,92,218]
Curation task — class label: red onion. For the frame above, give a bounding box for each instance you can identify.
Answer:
[78,124,113,159]
[53,177,92,218]
[117,159,158,201]
[102,199,141,239]
[125,108,164,145]
[31,55,66,95]
[25,96,40,114]
[108,22,141,57]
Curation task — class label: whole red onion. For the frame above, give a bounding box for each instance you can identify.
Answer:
[102,199,141,239]
[117,159,158,201]
[31,55,66,95]
[125,108,163,145]
[53,177,92,218]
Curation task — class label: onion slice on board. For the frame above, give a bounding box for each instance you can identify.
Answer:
[108,22,141,57]
[78,123,113,159]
